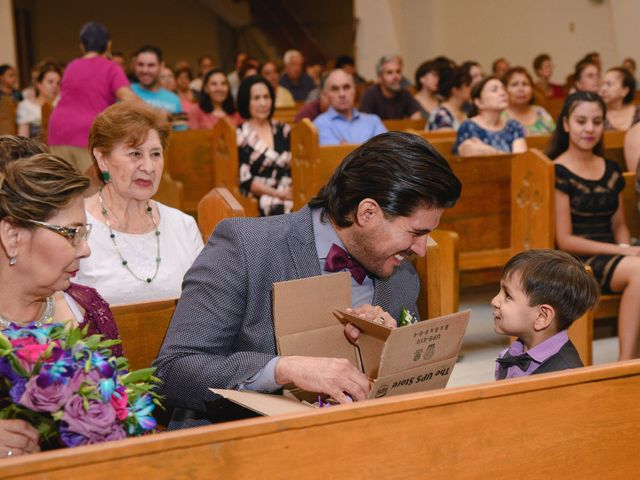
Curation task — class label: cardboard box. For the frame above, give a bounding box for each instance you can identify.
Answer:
[211,272,469,415]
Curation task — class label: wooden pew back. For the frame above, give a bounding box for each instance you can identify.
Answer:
[153,172,184,211]
[110,299,178,371]
[164,129,215,214]
[197,187,245,241]
[290,119,356,210]
[441,153,516,272]
[40,102,53,145]
[0,95,17,135]
[211,118,259,217]
[383,118,426,131]
[6,361,640,479]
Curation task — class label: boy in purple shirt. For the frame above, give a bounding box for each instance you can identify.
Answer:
[492,249,600,380]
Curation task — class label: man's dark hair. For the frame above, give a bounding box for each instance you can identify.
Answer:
[437,66,471,100]
[533,53,551,73]
[503,249,600,331]
[135,45,163,63]
[309,132,462,227]
[335,55,355,69]
[198,68,236,115]
[79,22,110,54]
[236,75,275,120]
[414,60,439,90]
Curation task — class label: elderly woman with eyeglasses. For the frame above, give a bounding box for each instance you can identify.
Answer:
[0,135,122,457]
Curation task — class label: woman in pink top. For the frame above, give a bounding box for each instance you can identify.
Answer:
[188,69,240,129]
[48,22,136,191]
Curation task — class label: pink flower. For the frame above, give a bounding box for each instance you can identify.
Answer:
[19,369,87,413]
[63,395,118,438]
[110,389,129,422]
[15,343,49,371]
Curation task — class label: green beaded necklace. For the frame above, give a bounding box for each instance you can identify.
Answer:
[98,187,161,284]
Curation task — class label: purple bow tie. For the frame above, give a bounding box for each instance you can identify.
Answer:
[324,243,367,284]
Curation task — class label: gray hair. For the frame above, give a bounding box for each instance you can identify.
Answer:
[322,69,354,92]
[376,54,399,76]
[283,50,303,65]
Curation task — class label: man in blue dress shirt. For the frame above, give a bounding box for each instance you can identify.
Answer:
[314,69,387,145]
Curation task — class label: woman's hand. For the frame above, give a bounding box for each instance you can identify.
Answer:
[277,187,293,201]
[458,138,500,156]
[0,419,40,457]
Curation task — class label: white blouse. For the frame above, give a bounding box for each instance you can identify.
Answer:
[75,203,204,305]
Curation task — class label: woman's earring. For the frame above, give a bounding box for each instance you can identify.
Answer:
[9,256,16,266]
[101,171,111,182]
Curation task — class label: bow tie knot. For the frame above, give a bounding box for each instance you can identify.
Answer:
[496,352,532,372]
[324,243,367,284]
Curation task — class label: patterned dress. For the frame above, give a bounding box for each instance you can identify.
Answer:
[555,160,626,293]
[453,119,525,154]
[237,121,293,216]
[501,106,556,135]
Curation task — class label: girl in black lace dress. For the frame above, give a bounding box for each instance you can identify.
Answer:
[547,91,640,360]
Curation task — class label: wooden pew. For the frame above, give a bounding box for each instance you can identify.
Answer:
[164,129,216,214]
[441,153,516,281]
[0,95,17,135]
[272,106,299,124]
[6,360,640,479]
[197,187,245,242]
[603,129,626,170]
[153,171,184,211]
[510,149,640,360]
[416,230,460,317]
[290,118,356,210]
[40,102,53,145]
[383,118,426,131]
[211,118,259,217]
[111,298,178,371]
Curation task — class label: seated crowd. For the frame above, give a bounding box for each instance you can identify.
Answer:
[3,18,640,457]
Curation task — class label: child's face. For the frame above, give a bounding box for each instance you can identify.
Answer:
[491,271,540,338]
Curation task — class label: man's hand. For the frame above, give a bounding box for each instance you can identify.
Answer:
[275,356,371,403]
[343,304,397,343]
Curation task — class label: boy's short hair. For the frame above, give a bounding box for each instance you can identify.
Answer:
[503,249,600,331]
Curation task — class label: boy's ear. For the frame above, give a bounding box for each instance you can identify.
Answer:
[534,304,556,332]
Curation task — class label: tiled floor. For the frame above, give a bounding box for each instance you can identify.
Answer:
[446,285,620,388]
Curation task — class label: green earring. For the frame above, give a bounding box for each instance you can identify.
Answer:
[101,171,111,182]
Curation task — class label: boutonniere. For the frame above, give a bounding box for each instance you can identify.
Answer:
[398,307,418,327]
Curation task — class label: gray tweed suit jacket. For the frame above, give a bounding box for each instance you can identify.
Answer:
[153,206,420,412]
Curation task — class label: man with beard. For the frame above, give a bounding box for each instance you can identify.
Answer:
[131,45,184,128]
[154,132,461,428]
[359,55,422,120]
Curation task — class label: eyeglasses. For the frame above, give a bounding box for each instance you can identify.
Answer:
[25,220,92,246]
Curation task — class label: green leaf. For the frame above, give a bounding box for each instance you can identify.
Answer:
[121,368,156,384]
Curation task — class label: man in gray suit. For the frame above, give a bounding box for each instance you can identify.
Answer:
[154,132,461,424]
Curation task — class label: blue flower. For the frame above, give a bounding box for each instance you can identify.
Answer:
[36,348,76,388]
[128,394,156,433]
[98,378,115,403]
[90,352,115,379]
[4,323,59,344]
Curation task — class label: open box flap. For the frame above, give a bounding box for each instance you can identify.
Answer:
[368,356,458,399]
[210,388,312,416]
[378,310,470,377]
[277,324,361,368]
[272,272,351,337]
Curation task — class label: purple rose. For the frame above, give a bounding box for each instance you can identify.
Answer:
[19,368,86,412]
[86,425,126,444]
[62,395,118,438]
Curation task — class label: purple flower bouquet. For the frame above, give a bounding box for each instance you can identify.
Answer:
[0,323,161,449]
